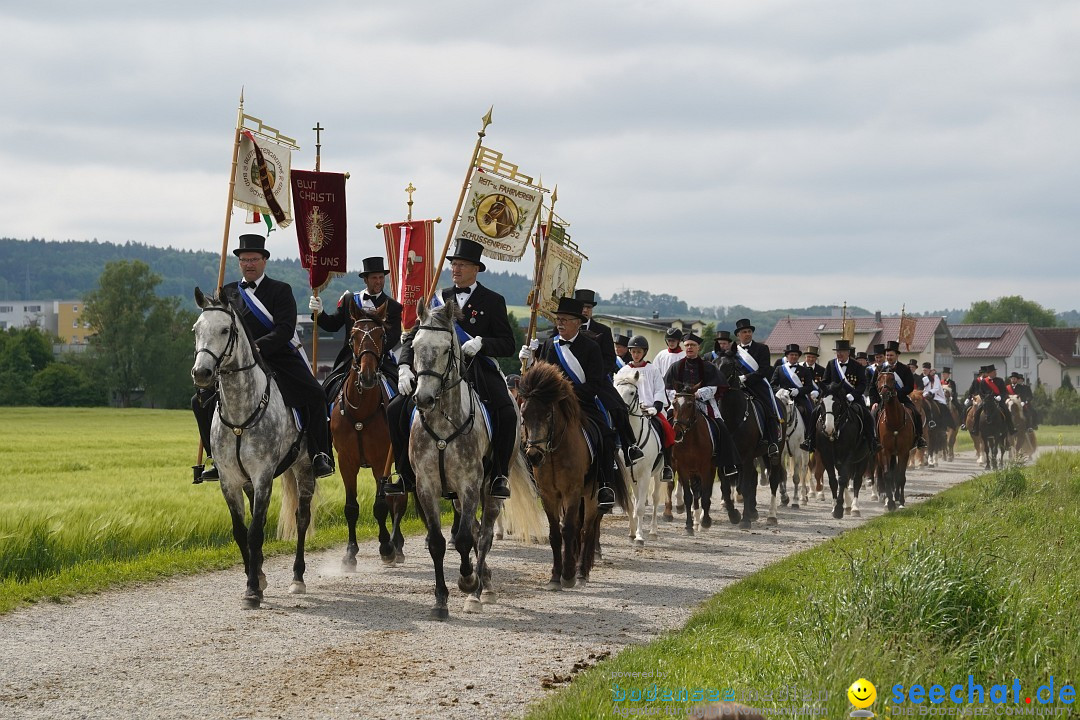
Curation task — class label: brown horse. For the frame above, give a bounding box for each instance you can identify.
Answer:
[518,362,629,589]
[670,390,729,534]
[907,389,930,468]
[1006,396,1037,460]
[329,300,405,570]
[875,372,915,511]
[965,396,985,463]
[943,387,961,461]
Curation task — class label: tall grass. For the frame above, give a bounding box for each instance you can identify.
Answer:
[0,407,429,613]
[526,451,1080,719]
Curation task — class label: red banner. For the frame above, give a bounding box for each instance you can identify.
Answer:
[291,170,347,293]
[382,220,436,329]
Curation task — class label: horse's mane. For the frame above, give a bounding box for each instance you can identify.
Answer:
[518,361,581,425]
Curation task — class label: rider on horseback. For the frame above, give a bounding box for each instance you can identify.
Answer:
[624,335,677,482]
[876,341,928,449]
[308,256,403,405]
[724,318,781,457]
[769,343,819,450]
[192,235,335,481]
[386,239,518,499]
[664,332,741,476]
[804,339,882,453]
[1008,372,1040,429]
[520,296,647,510]
[966,364,1017,435]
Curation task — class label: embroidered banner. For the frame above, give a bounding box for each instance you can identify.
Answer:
[537,223,582,321]
[899,315,917,351]
[457,169,542,261]
[291,170,347,293]
[233,132,293,228]
[382,220,436,329]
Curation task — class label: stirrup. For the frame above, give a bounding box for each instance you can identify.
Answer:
[723,465,739,477]
[597,485,616,510]
[662,466,674,482]
[489,475,511,499]
[383,474,407,496]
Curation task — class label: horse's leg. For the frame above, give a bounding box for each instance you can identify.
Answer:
[419,489,449,620]
[649,471,662,539]
[339,465,362,570]
[578,499,601,584]
[680,476,695,535]
[449,503,461,550]
[221,483,253,603]
[633,462,648,545]
[700,466,715,529]
[850,464,863,518]
[389,493,407,564]
[290,468,316,594]
[720,461,740,525]
[738,464,755,530]
[454,494,478,599]
[766,458,782,526]
[662,479,674,522]
[371,480,397,567]
[743,455,759,524]
[243,478,274,608]
[833,462,847,520]
[542,501,562,591]
[884,454,897,511]
[561,497,582,588]
[468,494,501,611]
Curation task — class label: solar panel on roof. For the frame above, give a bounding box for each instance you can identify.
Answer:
[952,326,1007,340]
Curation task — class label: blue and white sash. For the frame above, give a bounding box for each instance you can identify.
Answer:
[833,359,856,391]
[429,293,494,369]
[735,345,759,374]
[553,340,610,427]
[239,286,310,371]
[781,363,803,389]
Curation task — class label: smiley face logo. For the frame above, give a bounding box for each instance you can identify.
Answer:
[848,678,877,710]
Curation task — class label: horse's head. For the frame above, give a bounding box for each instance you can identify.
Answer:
[349,299,387,390]
[411,296,461,411]
[775,387,793,409]
[820,384,851,439]
[191,286,246,388]
[614,368,642,411]
[715,355,739,386]
[671,384,700,442]
[878,371,897,403]
[517,362,577,467]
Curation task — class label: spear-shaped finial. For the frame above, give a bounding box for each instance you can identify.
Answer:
[480,106,493,138]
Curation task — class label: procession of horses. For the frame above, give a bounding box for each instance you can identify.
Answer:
[191,278,1039,618]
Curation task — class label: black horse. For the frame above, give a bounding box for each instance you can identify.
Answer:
[814,385,872,519]
[975,398,1009,470]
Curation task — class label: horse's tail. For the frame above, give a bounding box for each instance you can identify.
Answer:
[497,448,547,545]
[276,468,320,540]
[612,455,633,516]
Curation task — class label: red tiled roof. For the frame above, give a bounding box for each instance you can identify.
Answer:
[950,323,1030,358]
[764,316,947,355]
[1033,327,1080,366]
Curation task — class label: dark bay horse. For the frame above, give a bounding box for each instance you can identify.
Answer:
[875,372,914,511]
[192,287,316,607]
[329,299,405,570]
[519,362,629,587]
[814,385,871,520]
[975,396,1009,470]
[670,389,725,534]
[716,357,785,529]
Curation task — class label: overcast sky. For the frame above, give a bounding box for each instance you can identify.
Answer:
[2,1,1077,312]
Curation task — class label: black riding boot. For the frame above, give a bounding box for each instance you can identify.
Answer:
[488,403,516,499]
[191,390,218,482]
[913,411,927,449]
[862,406,880,452]
[596,436,616,511]
[384,394,412,496]
[662,445,674,482]
[307,400,335,478]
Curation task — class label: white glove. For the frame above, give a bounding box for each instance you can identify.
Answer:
[964,399,971,406]
[789,388,799,397]
[695,386,716,401]
[810,390,819,400]
[461,336,483,358]
[846,393,855,402]
[738,375,747,383]
[518,344,534,362]
[398,365,416,395]
[995,395,1001,401]
[308,295,323,313]
[642,404,658,416]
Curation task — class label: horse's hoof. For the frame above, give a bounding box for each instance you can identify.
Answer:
[790,502,800,510]
[700,516,712,529]
[662,514,674,523]
[561,576,576,589]
[543,580,562,591]
[458,574,479,593]
[898,503,906,510]
[766,516,778,526]
[675,504,685,514]
[258,573,267,592]
[844,507,851,515]
[242,591,262,609]
[288,581,306,595]
[575,576,589,588]
[481,590,498,604]
[396,551,405,565]
[685,526,694,536]
[852,509,861,517]
[832,507,844,519]
[728,510,741,525]
[341,558,357,573]
[495,532,504,540]
[430,605,449,620]
[380,554,396,567]
[746,509,759,522]
[635,538,645,547]
[738,519,751,530]
[780,495,790,506]
[886,501,896,511]
[463,596,483,614]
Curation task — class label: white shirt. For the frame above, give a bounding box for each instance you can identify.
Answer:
[360,289,384,309]
[652,347,685,381]
[619,361,667,407]
[454,282,477,308]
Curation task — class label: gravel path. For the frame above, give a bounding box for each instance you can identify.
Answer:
[1,451,990,720]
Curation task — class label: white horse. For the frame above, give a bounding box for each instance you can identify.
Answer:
[775,389,811,509]
[191,287,316,608]
[615,368,666,546]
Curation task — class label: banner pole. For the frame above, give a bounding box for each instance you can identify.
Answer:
[216,89,245,291]
[310,122,325,375]
[523,185,557,372]
[426,106,493,301]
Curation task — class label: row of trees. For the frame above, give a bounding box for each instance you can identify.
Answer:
[1033,379,1080,425]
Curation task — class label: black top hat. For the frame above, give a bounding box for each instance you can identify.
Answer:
[233,234,270,258]
[873,343,886,355]
[359,256,389,277]
[734,318,755,333]
[684,332,704,345]
[784,343,802,355]
[907,359,919,367]
[978,365,988,374]
[856,351,868,360]
[445,238,487,272]
[573,289,598,307]
[834,339,853,352]
[1009,371,1021,379]
[922,362,932,369]
[884,340,901,353]
[716,330,732,341]
[942,366,952,373]
[554,296,587,320]
[665,327,684,340]
[985,364,997,373]
[804,345,819,356]
[614,334,631,347]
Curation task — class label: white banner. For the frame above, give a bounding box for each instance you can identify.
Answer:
[457,169,542,261]
[538,233,582,321]
[233,133,293,228]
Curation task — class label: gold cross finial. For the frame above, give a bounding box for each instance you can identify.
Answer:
[406,182,416,221]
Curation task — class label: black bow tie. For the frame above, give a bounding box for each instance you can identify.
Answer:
[839,362,847,368]
[789,364,798,370]
[240,280,257,290]
[454,286,472,295]
[363,292,378,302]
[557,338,572,346]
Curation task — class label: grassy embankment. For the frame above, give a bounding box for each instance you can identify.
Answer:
[526,449,1080,719]
[0,407,430,614]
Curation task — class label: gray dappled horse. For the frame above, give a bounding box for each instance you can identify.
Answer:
[191,287,316,608]
[406,298,540,618]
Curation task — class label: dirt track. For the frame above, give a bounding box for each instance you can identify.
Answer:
[0,452,989,720]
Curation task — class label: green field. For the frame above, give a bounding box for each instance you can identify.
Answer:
[0,407,430,614]
[954,423,1080,454]
[526,451,1080,719]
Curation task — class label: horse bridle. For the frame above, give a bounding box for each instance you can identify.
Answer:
[520,399,562,464]
[617,379,654,449]
[413,324,467,401]
[194,306,258,377]
[339,318,386,424]
[671,391,698,442]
